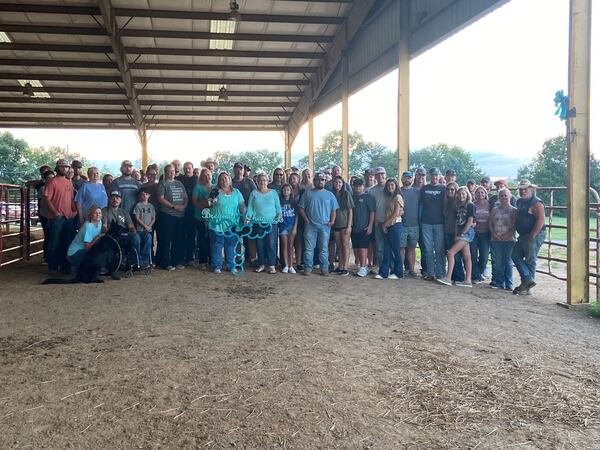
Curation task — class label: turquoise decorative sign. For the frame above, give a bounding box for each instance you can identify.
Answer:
[202,208,282,276]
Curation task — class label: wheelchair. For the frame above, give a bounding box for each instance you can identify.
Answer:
[104,227,152,277]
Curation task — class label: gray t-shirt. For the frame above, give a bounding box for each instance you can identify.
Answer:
[158,179,187,218]
[352,193,375,232]
[400,187,421,227]
[232,177,257,205]
[368,185,387,223]
[110,177,141,215]
[133,202,156,232]
[102,206,133,229]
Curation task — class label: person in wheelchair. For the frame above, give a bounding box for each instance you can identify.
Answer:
[102,191,142,270]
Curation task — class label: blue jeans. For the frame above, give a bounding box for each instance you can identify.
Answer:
[209,229,237,271]
[446,232,465,282]
[470,231,491,281]
[491,241,515,288]
[196,219,210,264]
[47,216,75,271]
[374,223,385,267]
[303,223,330,272]
[256,224,278,267]
[156,212,184,268]
[512,231,546,284]
[379,223,404,278]
[67,249,87,268]
[421,223,445,278]
[137,230,153,265]
[183,207,196,263]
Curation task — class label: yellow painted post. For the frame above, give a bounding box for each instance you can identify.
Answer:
[341,55,349,181]
[396,0,410,177]
[284,130,292,169]
[308,113,315,172]
[566,0,591,304]
[140,130,148,171]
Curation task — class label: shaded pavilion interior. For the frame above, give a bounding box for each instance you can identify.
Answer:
[0,0,593,304]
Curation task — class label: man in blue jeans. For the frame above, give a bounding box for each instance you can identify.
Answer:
[299,172,339,276]
[512,179,546,295]
[420,168,446,280]
[43,159,76,274]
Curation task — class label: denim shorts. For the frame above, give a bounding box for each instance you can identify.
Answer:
[278,223,293,236]
[457,227,475,243]
[400,225,419,248]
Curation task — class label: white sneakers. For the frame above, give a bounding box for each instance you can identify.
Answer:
[357,267,368,277]
[282,266,289,273]
[288,266,296,274]
[255,265,265,273]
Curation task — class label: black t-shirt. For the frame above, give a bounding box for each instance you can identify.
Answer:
[420,184,445,225]
[455,202,475,233]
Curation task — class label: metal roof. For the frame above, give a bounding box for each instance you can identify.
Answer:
[0,0,508,141]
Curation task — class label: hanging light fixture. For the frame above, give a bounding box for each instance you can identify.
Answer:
[218,86,229,101]
[229,0,242,22]
[22,82,34,97]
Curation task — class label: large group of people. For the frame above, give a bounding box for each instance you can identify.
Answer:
[32,157,546,295]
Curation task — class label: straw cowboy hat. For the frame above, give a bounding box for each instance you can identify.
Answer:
[518,179,537,189]
[201,157,217,167]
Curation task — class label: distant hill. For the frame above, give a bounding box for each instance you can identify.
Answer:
[469,151,529,179]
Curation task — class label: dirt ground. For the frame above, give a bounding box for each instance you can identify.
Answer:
[1,259,599,449]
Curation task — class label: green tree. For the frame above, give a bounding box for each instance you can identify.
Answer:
[0,131,33,184]
[210,149,283,175]
[409,143,485,185]
[0,131,91,184]
[517,135,600,209]
[298,130,396,177]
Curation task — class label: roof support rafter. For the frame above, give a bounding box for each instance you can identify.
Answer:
[0,3,343,24]
[0,24,335,43]
[0,58,318,73]
[0,107,292,117]
[286,0,377,145]
[0,73,309,86]
[0,43,325,60]
[96,0,148,166]
[0,85,302,97]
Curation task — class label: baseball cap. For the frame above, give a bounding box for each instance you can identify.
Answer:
[56,158,70,167]
[314,171,326,180]
[467,179,476,185]
[402,171,413,178]
[244,164,251,172]
[363,168,374,176]
[71,160,83,168]
[233,162,243,169]
[445,169,456,176]
[374,166,386,175]
[352,178,364,186]
[494,179,507,187]
[121,160,132,166]
[429,167,440,175]
[415,167,427,175]
[110,190,121,197]
[481,176,491,183]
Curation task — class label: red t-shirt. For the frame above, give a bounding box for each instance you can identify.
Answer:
[44,176,75,219]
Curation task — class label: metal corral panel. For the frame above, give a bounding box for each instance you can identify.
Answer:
[314,0,509,116]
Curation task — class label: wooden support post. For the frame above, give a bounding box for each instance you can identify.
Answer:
[284,130,292,168]
[341,55,349,181]
[140,130,148,172]
[567,0,592,304]
[397,0,410,177]
[308,112,315,172]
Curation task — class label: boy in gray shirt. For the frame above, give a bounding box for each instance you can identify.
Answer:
[132,188,155,267]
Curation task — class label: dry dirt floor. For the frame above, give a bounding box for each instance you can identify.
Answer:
[1,259,599,449]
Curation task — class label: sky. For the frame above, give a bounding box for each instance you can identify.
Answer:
[1,0,598,169]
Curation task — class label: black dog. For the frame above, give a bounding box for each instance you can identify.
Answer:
[42,222,124,285]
